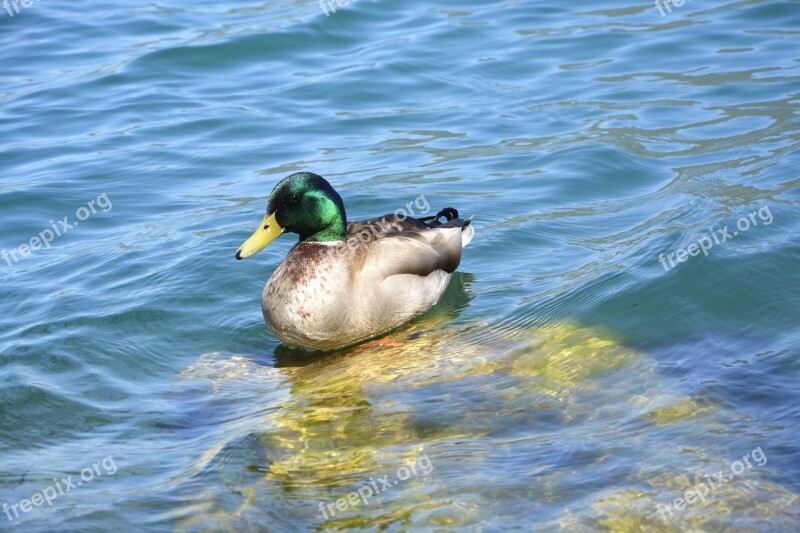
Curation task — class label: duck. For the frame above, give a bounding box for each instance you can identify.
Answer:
[235,172,474,351]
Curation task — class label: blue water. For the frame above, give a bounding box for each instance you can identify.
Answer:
[2,0,800,530]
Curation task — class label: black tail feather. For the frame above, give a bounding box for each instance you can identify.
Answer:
[419,207,459,228]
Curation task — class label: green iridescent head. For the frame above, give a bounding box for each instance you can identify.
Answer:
[236,172,347,259]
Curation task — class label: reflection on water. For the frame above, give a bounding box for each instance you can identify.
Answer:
[171,272,797,530]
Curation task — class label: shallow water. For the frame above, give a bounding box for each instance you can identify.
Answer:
[1,0,800,530]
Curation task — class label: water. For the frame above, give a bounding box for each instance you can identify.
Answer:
[1,0,799,530]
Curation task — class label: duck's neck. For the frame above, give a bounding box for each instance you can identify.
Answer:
[301,213,347,243]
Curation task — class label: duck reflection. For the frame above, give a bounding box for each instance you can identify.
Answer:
[176,273,482,529]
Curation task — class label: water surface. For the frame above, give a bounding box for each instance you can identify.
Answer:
[1,0,800,530]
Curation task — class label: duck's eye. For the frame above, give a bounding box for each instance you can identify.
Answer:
[290,194,300,203]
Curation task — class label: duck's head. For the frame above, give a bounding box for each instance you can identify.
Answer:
[235,172,347,260]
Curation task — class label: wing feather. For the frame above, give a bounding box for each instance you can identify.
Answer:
[364,226,465,279]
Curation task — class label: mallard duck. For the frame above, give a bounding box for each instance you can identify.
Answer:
[235,172,474,351]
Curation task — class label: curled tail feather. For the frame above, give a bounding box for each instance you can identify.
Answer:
[420,208,474,248]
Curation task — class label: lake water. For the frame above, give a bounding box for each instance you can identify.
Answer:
[1,0,799,530]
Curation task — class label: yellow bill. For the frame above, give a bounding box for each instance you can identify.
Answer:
[235,212,284,260]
